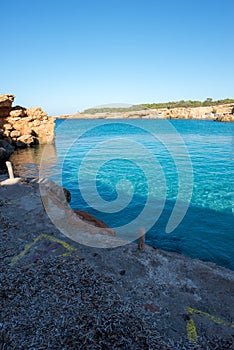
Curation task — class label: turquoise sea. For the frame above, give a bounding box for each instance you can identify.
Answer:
[11,119,234,270]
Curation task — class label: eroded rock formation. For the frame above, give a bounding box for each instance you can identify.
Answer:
[0,94,55,163]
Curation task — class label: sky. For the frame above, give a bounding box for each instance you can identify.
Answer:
[1,0,234,115]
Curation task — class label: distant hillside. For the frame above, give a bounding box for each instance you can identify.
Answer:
[82,98,234,114]
[141,98,234,109]
[82,105,145,114]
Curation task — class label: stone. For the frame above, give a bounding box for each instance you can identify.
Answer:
[3,130,11,137]
[0,94,15,107]
[0,108,11,118]
[9,109,26,118]
[17,135,38,146]
[10,130,21,138]
[15,141,28,149]
[4,123,13,130]
[0,95,55,160]
[33,120,41,127]
[4,136,13,144]
[0,94,15,118]
[216,114,234,122]
[0,140,14,162]
[11,119,33,135]
[0,147,8,161]
[7,114,55,145]
[26,107,46,120]
[33,118,55,144]
[63,188,71,202]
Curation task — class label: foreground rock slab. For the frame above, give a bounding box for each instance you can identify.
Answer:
[0,179,233,349]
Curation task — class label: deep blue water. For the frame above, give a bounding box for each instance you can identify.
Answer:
[14,118,234,270]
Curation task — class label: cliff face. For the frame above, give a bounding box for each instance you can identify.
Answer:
[74,104,234,121]
[0,94,55,163]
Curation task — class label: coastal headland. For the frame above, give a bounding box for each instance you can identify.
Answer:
[59,102,234,122]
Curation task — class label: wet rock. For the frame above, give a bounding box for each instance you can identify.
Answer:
[15,141,28,149]
[0,147,8,161]
[0,140,14,161]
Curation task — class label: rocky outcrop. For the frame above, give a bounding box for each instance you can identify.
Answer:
[215,114,234,122]
[0,94,55,164]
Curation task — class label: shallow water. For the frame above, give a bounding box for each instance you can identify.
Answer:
[10,119,234,270]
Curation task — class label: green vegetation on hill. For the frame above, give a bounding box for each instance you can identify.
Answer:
[82,105,145,114]
[141,98,234,109]
[82,98,234,114]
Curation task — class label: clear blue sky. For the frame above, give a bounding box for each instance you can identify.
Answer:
[1,0,234,115]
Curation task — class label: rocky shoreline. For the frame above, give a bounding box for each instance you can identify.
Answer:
[0,94,55,167]
[0,177,233,349]
[60,103,234,122]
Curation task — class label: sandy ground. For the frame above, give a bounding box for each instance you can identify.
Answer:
[0,177,233,349]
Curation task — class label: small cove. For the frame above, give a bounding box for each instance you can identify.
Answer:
[10,119,234,270]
